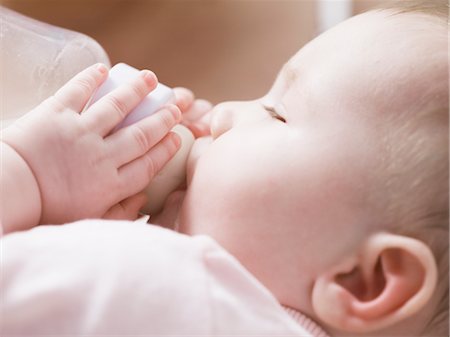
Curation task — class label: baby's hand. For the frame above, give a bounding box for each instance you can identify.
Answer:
[173,87,212,138]
[1,64,181,226]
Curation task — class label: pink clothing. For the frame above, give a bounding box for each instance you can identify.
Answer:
[1,220,329,336]
[284,306,330,337]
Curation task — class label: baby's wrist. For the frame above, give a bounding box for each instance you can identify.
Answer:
[0,141,42,234]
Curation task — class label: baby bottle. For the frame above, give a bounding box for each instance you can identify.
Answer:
[87,63,195,215]
[0,6,110,127]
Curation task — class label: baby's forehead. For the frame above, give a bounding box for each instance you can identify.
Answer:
[291,10,446,74]
[287,10,447,120]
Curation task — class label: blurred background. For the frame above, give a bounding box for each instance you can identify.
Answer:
[2,0,385,104]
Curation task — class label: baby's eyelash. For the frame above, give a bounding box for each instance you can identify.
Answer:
[263,105,286,123]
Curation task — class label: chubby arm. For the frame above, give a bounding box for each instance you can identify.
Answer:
[0,142,41,234]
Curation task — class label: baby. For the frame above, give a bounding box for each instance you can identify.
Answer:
[1,1,448,336]
[172,2,448,336]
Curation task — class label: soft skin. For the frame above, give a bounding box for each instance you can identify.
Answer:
[174,10,447,336]
[1,64,183,233]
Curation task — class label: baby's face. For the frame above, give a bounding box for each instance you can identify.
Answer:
[177,10,446,310]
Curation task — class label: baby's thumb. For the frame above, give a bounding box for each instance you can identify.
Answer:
[53,63,108,113]
[103,192,148,221]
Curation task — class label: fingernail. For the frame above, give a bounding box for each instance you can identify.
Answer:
[167,104,181,121]
[171,132,181,147]
[141,70,157,87]
[95,63,108,74]
[191,123,210,138]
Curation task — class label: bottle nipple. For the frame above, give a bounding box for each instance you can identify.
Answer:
[142,124,194,214]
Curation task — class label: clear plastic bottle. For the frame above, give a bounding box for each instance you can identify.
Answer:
[0,6,110,127]
[0,8,190,215]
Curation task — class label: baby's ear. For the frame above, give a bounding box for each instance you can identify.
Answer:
[311,232,437,333]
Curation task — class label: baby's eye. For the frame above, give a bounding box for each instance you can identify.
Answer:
[263,105,286,123]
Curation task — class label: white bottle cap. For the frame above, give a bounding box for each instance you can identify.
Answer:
[87,63,175,129]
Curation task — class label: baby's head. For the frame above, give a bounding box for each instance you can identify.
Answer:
[177,1,448,335]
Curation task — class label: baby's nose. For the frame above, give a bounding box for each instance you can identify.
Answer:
[210,100,266,139]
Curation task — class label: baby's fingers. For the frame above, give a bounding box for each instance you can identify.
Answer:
[106,105,181,167]
[83,70,157,136]
[182,101,212,137]
[173,87,213,121]
[117,133,181,199]
[173,87,195,112]
[53,63,108,112]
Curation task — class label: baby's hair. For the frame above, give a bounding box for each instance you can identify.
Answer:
[377,0,449,19]
[375,1,449,336]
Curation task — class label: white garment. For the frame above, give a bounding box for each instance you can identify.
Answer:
[1,220,327,336]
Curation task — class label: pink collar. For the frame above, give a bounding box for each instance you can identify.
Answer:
[283,306,330,337]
